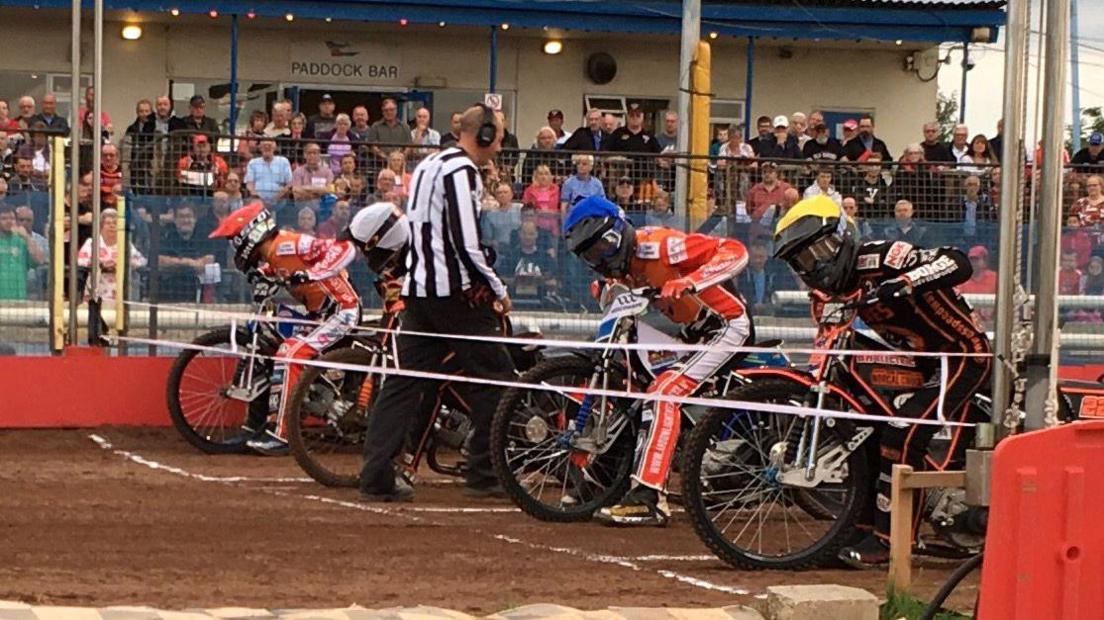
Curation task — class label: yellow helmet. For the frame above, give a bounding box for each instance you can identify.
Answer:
[773,195,859,294]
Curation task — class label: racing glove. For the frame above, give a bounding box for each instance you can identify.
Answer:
[874,277,912,304]
[250,276,281,303]
[661,277,695,300]
[286,271,312,287]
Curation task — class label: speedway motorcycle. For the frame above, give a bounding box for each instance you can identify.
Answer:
[680,291,1097,571]
[490,283,788,522]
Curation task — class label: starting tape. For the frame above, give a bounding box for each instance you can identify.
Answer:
[122,299,995,360]
[117,331,975,428]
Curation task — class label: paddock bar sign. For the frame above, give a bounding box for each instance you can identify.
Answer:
[290,39,401,84]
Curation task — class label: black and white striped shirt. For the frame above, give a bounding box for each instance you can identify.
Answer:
[402,147,506,299]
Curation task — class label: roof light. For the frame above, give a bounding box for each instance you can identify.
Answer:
[895,39,903,46]
[246,10,256,19]
[285,12,295,21]
[121,24,143,40]
[438,21,446,27]
[500,23,509,30]
[208,9,219,18]
[169,7,180,16]
[399,18,408,26]
[708,31,718,39]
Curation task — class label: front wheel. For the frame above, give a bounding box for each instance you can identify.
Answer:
[286,345,382,488]
[166,327,277,454]
[491,356,635,522]
[681,379,870,570]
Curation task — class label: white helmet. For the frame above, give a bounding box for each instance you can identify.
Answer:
[343,202,410,274]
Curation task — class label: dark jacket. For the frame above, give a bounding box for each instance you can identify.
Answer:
[562,126,607,152]
[843,136,893,162]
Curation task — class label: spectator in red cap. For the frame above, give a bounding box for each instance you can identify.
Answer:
[957,245,998,295]
[841,118,859,148]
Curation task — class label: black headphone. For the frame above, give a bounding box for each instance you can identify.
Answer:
[475,103,497,148]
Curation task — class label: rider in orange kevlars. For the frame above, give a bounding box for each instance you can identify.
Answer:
[563,196,752,526]
[208,200,365,456]
[773,195,991,568]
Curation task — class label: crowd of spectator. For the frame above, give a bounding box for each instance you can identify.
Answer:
[1,87,1103,321]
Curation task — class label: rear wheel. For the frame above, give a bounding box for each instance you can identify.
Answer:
[286,345,382,488]
[681,379,869,570]
[491,356,635,522]
[166,327,276,454]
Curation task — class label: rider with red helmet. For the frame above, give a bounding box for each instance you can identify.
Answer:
[208,201,366,455]
[563,196,752,526]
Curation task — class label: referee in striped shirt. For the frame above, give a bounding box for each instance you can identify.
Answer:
[359,104,514,501]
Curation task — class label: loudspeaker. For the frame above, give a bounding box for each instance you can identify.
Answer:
[586,52,617,85]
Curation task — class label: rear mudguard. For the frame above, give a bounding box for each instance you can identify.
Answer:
[736,367,868,414]
[1058,380,1104,420]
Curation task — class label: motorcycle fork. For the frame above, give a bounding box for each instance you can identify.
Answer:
[793,362,834,480]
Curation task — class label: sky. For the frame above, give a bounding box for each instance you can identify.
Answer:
[936,0,1104,147]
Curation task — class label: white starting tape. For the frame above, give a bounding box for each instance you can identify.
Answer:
[123,299,994,360]
[119,332,974,428]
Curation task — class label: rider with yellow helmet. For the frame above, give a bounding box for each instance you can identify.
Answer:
[773,195,991,568]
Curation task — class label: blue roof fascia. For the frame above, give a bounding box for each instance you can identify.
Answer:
[12,0,1002,42]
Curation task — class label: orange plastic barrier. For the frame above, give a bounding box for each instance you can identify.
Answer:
[978,421,1104,620]
[0,347,173,428]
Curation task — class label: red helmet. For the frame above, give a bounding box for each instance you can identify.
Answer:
[209,201,277,271]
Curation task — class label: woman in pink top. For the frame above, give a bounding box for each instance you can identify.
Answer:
[522,164,561,234]
[77,209,147,302]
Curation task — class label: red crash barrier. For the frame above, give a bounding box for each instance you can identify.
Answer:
[978,421,1104,620]
[0,347,173,427]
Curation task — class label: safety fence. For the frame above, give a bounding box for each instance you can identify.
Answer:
[1,133,1103,356]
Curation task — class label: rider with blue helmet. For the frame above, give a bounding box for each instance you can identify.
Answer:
[564,196,753,526]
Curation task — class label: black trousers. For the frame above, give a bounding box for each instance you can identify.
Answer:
[871,355,991,540]
[359,294,515,492]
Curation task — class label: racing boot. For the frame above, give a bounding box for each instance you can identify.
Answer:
[838,534,890,569]
[223,424,266,450]
[594,486,670,527]
[246,430,290,456]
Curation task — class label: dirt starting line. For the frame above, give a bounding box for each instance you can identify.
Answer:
[86,432,760,598]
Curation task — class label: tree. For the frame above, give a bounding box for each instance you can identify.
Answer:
[936,91,959,143]
[1067,106,1104,150]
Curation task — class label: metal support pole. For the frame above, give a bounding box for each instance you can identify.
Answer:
[229,14,240,136]
[67,0,81,344]
[88,0,104,344]
[992,0,1029,437]
[673,0,699,218]
[1070,0,1082,153]
[488,27,498,93]
[959,43,969,123]
[1024,0,1070,431]
[743,37,755,141]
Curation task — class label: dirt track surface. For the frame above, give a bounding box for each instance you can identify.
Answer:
[0,428,977,613]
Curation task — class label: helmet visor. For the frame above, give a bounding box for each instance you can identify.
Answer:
[789,233,842,274]
[578,227,623,271]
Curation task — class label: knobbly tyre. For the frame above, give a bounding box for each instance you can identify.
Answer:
[284,315,543,488]
[679,290,1097,571]
[165,272,323,454]
[490,283,788,522]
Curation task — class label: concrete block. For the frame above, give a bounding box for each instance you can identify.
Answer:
[764,585,878,620]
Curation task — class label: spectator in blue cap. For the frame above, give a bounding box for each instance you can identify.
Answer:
[1072,132,1104,173]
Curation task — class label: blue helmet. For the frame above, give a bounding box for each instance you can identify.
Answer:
[563,196,635,278]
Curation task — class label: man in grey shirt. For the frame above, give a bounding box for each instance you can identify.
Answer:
[366,98,411,166]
